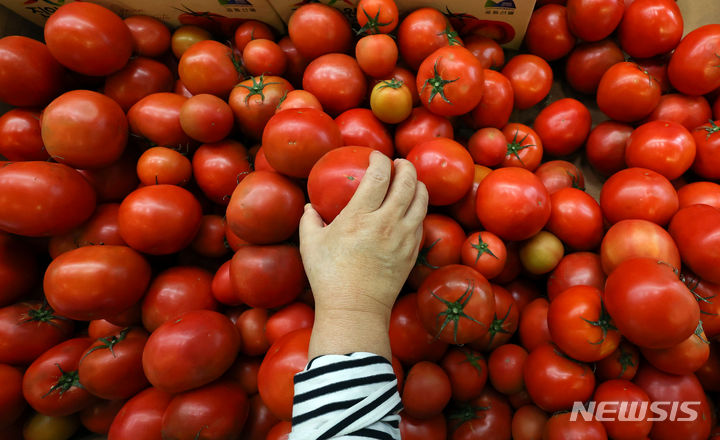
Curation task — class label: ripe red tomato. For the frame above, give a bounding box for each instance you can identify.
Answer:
[416,46,484,117]
[647,94,712,131]
[179,93,233,143]
[596,341,640,381]
[533,98,591,156]
[192,140,251,205]
[471,69,514,129]
[234,20,274,52]
[242,394,280,440]
[467,127,506,167]
[124,15,171,57]
[476,167,551,241]
[0,301,74,365]
[585,121,632,175]
[335,109,393,157]
[407,137,474,206]
[0,109,47,161]
[397,8,456,70]
[501,54,553,110]
[641,325,710,375]
[416,264,495,344]
[599,167,679,226]
[288,3,351,60]
[488,344,527,395]
[565,39,625,94]
[450,387,512,440]
[136,147,192,187]
[547,252,605,301]
[402,361,452,419]
[512,405,548,440]
[357,0,399,34]
[389,293,448,365]
[518,298,552,352]
[600,219,681,275]
[229,308,269,357]
[460,231,507,280]
[80,399,125,435]
[668,24,720,95]
[355,34,397,78]
[525,4,575,61]
[229,76,293,140]
[395,107,454,157]
[471,285,519,351]
[266,303,314,346]
[400,412,446,440]
[142,310,240,394]
[440,347,487,402]
[77,152,139,203]
[669,204,720,284]
[534,160,585,194]
[542,412,607,440]
[303,54,367,115]
[127,92,192,149]
[464,35,505,69]
[44,245,151,321]
[691,120,720,179]
[0,364,25,429]
[178,40,240,98]
[191,215,228,258]
[44,2,132,76]
[619,0,683,58]
[678,181,720,210]
[244,39,286,76]
[0,234,38,307]
[108,387,172,440]
[545,188,601,251]
[500,123,543,171]
[0,36,63,107]
[103,57,174,112]
[596,62,661,122]
[605,257,700,349]
[625,120,696,181]
[567,0,624,41]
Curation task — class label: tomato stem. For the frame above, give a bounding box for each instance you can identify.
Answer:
[471,235,498,264]
[356,8,393,35]
[43,364,82,398]
[431,279,486,344]
[235,75,280,104]
[580,300,616,346]
[81,328,130,361]
[420,58,459,105]
[505,130,533,166]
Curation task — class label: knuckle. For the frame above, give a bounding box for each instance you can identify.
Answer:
[366,170,389,184]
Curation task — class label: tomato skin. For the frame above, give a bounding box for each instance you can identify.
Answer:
[103,57,173,112]
[44,2,131,76]
[547,252,605,301]
[258,328,311,421]
[229,76,293,140]
[512,405,548,440]
[179,93,234,143]
[127,92,192,149]
[178,40,240,98]
[108,387,172,440]
[407,137,474,206]
[678,181,720,210]
[402,361,452,419]
[244,39,287,77]
[231,308,270,357]
[619,0,683,58]
[0,235,38,307]
[124,15,171,57]
[471,69,514,129]
[266,303,315,346]
[585,121,631,176]
[691,120,720,179]
[77,152,139,203]
[355,34,397,78]
[518,298,551,352]
[0,364,25,429]
[472,285,519,351]
[525,5,575,61]
[625,120,696,181]
[191,215,228,258]
[370,80,413,125]
[142,310,240,394]
[357,0,399,34]
[567,0,624,41]
[464,35,505,69]
[488,344,527,395]
[501,55,553,110]
[0,36,63,107]
[335,110,393,157]
[262,108,342,178]
[641,328,710,375]
[44,245,151,321]
[397,8,455,71]
[230,245,306,309]
[533,98,591,156]
[288,3,351,61]
[599,167,679,226]
[135,147,191,188]
[500,123,543,171]
[451,387,512,440]
[605,258,700,349]
[192,140,251,205]
[461,231,507,280]
[597,62,661,122]
[0,109,47,162]
[534,160,584,195]
[440,348,487,402]
[600,219,680,276]
[565,39,625,94]
[80,399,125,435]
[389,293,448,365]
[395,107,453,157]
[542,412,607,440]
[668,204,720,284]
[0,301,74,365]
[22,338,96,417]
[303,53,367,116]
[400,413,446,440]
[476,167,551,241]
[408,213,464,287]
[448,165,492,231]
[596,341,640,381]
[546,188,603,251]
[234,20,274,52]
[647,94,712,131]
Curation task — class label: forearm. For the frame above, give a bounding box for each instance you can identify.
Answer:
[308,307,392,361]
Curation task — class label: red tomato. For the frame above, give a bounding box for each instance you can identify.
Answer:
[460,231,507,280]
[534,160,585,194]
[355,34,397,78]
[669,204,720,284]
[44,245,151,321]
[525,5,575,61]
[277,36,307,88]
[408,214,465,289]
[142,310,240,393]
[0,36,63,107]
[440,348,487,402]
[543,412,607,440]
[402,361,452,419]
[229,75,293,140]
[641,324,710,375]
[619,0,683,59]
[488,344,528,395]
[234,20,274,52]
[523,343,595,412]
[501,54,553,110]
[470,69,514,129]
[124,15,171,57]
[244,39,286,76]
[211,261,240,306]
[471,284,519,351]
[118,185,202,255]
[192,140,252,205]
[0,301,74,365]
[257,328,311,421]
[179,94,233,143]
[275,90,323,113]
[464,35,504,69]
[500,123,543,171]
[448,165,492,230]
[672,26,720,94]
[231,308,270,357]
[567,0,624,41]
[77,152,139,203]
[303,53,367,115]
[565,39,625,94]
[287,3,351,60]
[599,167,679,226]
[597,62,661,122]
[647,94,712,131]
[127,92,192,149]
[546,188,603,251]
[625,120,696,181]
[389,293,448,365]
[691,120,720,179]
[416,46,484,117]
[135,147,190,187]
[44,2,131,76]
[416,264,495,345]
[357,0,399,34]
[395,107,453,157]
[518,298,551,352]
[511,405,548,440]
[585,121,632,175]
[596,341,640,381]
[242,394,280,440]
[547,252,605,301]
[533,98,591,156]
[0,364,25,429]
[190,215,228,258]
[605,258,700,349]
[407,137,474,206]
[400,413,446,440]
[397,8,456,70]
[0,235,38,307]
[178,40,240,98]
[266,303,314,346]
[600,219,680,275]
[108,388,172,440]
[678,181,720,210]
[335,109,393,157]
[80,399,125,435]
[476,167,551,241]
[103,57,173,112]
[0,109,47,162]
[450,387,512,440]
[468,127,506,167]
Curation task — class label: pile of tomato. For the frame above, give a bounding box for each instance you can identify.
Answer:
[0,0,719,438]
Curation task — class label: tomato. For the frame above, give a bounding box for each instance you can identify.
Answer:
[546,188,603,251]
[136,146,192,186]
[103,57,173,112]
[0,36,62,107]
[142,310,240,393]
[525,5,575,61]
[543,412,607,440]
[108,387,172,440]
[597,62,661,122]
[476,167,551,241]
[0,109,46,161]
[417,264,494,344]
[691,120,720,179]
[511,405,548,440]
[231,308,270,357]
[230,245,305,309]
[599,167,678,226]
[488,344,527,395]
[397,8,456,71]
[22,414,79,440]
[22,337,96,416]
[178,94,233,143]
[669,204,720,284]
[500,123,543,171]
[355,34,397,78]
[450,387,512,440]
[178,40,240,98]
[44,2,131,76]
[303,53,367,115]
[641,323,709,375]
[0,301,74,365]
[288,3,351,60]
[242,394,280,440]
[619,0,683,58]
[389,293,448,365]
[408,214,465,289]
[647,94,712,131]
[534,160,585,195]
[625,120,696,181]
[408,137,474,206]
[633,364,712,440]
[277,37,307,88]
[448,165,492,230]
[369,66,419,107]
[501,55,552,110]
[0,234,38,306]
[416,46,484,117]
[585,121,632,175]
[77,152,139,203]
[596,341,640,381]
[518,298,551,352]
[80,399,125,435]
[395,107,453,157]
[258,328,311,421]
[229,75,293,140]
[266,303,314,346]
[128,92,192,149]
[44,245,150,321]
[600,219,680,275]
[472,285,519,351]
[464,35,504,69]
[234,20,274,52]
[192,140,251,205]
[171,25,211,59]
[88,319,124,340]
[190,215,228,258]
[567,0,624,41]
[119,185,202,255]
[262,108,342,178]
[370,79,413,124]
[400,413,446,440]
[605,258,699,348]
[440,348,487,402]
[696,342,720,391]
[460,231,507,280]
[468,127,505,167]
[678,182,720,210]
[335,110,393,156]
[124,15,171,57]
[275,90,322,114]
[471,69,514,129]
[519,231,564,275]
[402,361,452,419]
[211,261,239,306]
[523,343,595,412]
[243,39,286,76]
[565,39,625,94]
[161,380,249,439]
[357,0,399,34]
[533,98,591,157]
[547,252,605,301]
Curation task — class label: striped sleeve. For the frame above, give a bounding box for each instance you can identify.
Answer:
[288,352,402,440]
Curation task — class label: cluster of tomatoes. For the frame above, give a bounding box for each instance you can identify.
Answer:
[0,0,719,438]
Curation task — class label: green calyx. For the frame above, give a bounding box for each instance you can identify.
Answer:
[235,75,280,104]
[43,364,82,398]
[377,78,404,90]
[440,23,462,46]
[431,279,486,344]
[82,328,130,360]
[484,304,513,347]
[700,120,720,140]
[580,300,617,346]
[471,234,498,264]
[357,7,393,35]
[615,345,636,379]
[420,58,459,105]
[460,349,485,375]
[448,403,491,426]
[505,130,533,167]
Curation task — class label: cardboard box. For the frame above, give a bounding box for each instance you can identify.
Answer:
[268,0,536,49]
[0,0,285,32]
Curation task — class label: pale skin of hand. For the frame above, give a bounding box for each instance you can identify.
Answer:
[299,151,429,361]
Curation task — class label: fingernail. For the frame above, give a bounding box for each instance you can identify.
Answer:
[304,204,311,211]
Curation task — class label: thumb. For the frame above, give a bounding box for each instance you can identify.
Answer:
[299,203,324,236]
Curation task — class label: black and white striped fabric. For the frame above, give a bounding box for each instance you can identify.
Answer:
[289,352,402,440]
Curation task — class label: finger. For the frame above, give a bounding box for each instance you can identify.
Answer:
[342,150,392,214]
[299,204,324,237]
[402,181,429,229]
[379,158,418,216]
